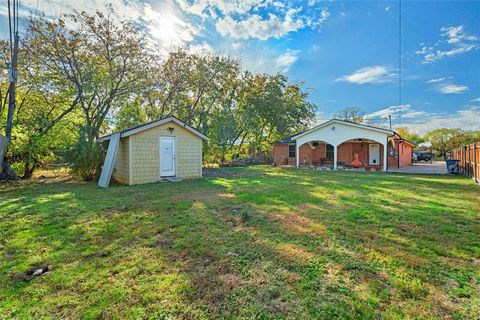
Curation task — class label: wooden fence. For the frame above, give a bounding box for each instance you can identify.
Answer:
[452,142,480,184]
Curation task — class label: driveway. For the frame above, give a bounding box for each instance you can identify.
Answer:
[389,161,448,175]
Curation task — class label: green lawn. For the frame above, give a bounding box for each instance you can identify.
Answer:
[1,167,479,319]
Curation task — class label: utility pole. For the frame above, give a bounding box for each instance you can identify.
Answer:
[1,0,19,180]
[5,0,19,143]
[6,32,19,143]
[398,0,402,126]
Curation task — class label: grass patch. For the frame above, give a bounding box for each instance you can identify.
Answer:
[1,166,479,319]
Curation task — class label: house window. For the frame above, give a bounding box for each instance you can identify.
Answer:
[289,144,296,158]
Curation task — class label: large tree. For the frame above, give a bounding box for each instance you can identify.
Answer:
[0,36,80,178]
[395,127,425,147]
[235,73,315,152]
[333,107,365,123]
[23,10,154,179]
[425,128,470,159]
[112,49,315,162]
[2,7,318,178]
[29,10,153,141]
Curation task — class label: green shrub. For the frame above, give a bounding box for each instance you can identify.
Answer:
[66,126,105,181]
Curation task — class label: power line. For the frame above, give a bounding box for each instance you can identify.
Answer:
[7,0,13,60]
[5,0,19,143]
[34,0,40,19]
[398,0,402,125]
[16,0,20,33]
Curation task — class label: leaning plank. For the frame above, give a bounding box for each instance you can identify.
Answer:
[98,133,120,188]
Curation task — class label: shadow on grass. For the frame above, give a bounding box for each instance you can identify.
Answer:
[0,166,479,319]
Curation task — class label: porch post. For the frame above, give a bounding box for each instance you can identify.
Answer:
[333,144,338,170]
[296,142,299,167]
[383,142,387,172]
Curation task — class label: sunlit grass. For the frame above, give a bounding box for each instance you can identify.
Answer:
[1,166,479,319]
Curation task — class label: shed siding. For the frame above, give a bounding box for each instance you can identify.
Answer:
[113,136,130,184]
[129,121,202,185]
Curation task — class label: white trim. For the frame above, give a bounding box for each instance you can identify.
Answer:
[97,135,111,142]
[295,143,299,167]
[99,117,209,142]
[128,136,132,185]
[333,145,338,170]
[159,136,176,178]
[292,119,393,140]
[383,141,388,172]
[200,142,203,178]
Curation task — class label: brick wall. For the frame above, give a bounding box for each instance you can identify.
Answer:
[273,143,328,165]
[387,141,412,168]
[338,142,384,167]
[399,142,412,167]
[273,143,292,165]
[274,142,392,167]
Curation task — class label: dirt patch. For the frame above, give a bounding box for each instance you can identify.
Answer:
[202,167,265,178]
[269,210,327,237]
[276,243,315,263]
[203,168,240,178]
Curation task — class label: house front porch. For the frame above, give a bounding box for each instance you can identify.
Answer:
[295,139,387,170]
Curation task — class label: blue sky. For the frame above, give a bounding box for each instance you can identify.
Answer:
[1,0,479,134]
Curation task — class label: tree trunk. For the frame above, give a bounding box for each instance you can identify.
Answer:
[22,157,37,179]
[0,158,20,181]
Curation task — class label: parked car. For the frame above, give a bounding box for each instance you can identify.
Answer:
[413,152,433,162]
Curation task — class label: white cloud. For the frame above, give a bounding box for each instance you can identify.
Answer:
[366,104,429,120]
[471,97,480,103]
[416,25,479,63]
[319,8,330,23]
[142,3,200,48]
[425,78,469,95]
[7,0,331,75]
[176,0,209,18]
[426,77,446,84]
[2,0,199,51]
[336,66,397,85]
[442,25,479,44]
[367,104,480,135]
[176,0,271,17]
[0,0,144,21]
[275,50,300,73]
[438,84,469,94]
[188,42,215,55]
[304,8,329,29]
[404,107,480,135]
[215,8,305,40]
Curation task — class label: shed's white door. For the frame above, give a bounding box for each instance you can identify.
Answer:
[369,143,380,165]
[160,136,176,177]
